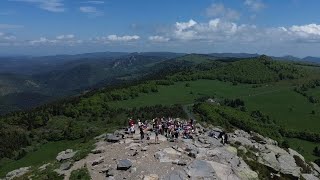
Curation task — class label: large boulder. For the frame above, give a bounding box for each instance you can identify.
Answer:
[106,134,121,143]
[154,148,181,163]
[59,162,72,171]
[311,162,320,174]
[117,159,132,170]
[184,160,216,179]
[56,149,77,162]
[163,170,188,180]
[288,148,305,162]
[278,154,301,178]
[5,167,30,180]
[208,161,241,180]
[92,157,104,166]
[258,152,281,171]
[206,147,239,168]
[302,174,319,180]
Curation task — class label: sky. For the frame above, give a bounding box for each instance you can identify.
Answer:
[1,0,320,57]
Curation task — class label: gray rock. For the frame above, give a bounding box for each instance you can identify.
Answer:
[106,134,122,143]
[130,167,137,173]
[106,169,116,177]
[143,174,159,180]
[5,167,30,180]
[163,170,188,180]
[94,133,106,140]
[311,162,320,174]
[184,160,216,179]
[288,148,305,162]
[60,162,72,171]
[238,146,248,154]
[177,160,187,166]
[278,154,301,178]
[302,174,320,180]
[206,147,240,168]
[208,161,241,180]
[141,146,148,151]
[91,147,105,154]
[117,159,132,170]
[188,150,197,158]
[258,152,280,171]
[38,163,50,171]
[56,149,77,162]
[92,157,104,166]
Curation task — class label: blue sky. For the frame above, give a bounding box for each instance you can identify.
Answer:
[1,0,320,57]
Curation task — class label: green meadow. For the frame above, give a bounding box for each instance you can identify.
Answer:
[108,79,320,161]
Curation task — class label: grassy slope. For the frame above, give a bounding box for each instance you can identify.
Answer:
[0,113,126,177]
[108,79,320,161]
[0,140,82,177]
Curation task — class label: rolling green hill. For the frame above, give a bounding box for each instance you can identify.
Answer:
[1,54,320,177]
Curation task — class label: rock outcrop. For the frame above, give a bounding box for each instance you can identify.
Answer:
[4,123,320,180]
[56,149,77,162]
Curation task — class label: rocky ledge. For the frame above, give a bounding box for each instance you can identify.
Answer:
[4,123,320,180]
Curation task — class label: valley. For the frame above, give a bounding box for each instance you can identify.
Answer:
[1,53,320,179]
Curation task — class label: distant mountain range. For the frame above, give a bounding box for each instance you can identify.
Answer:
[0,51,319,114]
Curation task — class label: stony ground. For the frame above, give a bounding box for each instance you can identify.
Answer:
[4,123,320,180]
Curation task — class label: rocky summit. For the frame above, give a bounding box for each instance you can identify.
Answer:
[4,123,320,180]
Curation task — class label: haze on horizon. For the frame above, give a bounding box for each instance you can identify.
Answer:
[1,0,320,57]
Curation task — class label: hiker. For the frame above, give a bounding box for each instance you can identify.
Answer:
[154,121,160,144]
[128,118,135,134]
[219,131,228,145]
[140,126,145,142]
[138,119,142,128]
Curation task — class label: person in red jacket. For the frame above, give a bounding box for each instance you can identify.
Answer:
[128,118,135,134]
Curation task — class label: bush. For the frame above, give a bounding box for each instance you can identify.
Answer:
[293,155,312,173]
[70,167,91,180]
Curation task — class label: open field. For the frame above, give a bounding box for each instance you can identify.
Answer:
[109,79,320,131]
[108,79,320,161]
[0,140,85,177]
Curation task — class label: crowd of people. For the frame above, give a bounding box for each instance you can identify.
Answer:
[128,117,196,143]
[127,117,228,145]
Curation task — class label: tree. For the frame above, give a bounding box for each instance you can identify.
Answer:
[314,146,320,157]
[281,140,290,149]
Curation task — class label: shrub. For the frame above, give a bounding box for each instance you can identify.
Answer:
[70,167,91,180]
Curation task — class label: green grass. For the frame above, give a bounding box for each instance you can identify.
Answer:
[108,80,283,108]
[0,139,88,177]
[107,79,320,162]
[70,167,91,180]
[244,88,320,132]
[286,138,319,161]
[308,86,320,100]
[109,79,320,132]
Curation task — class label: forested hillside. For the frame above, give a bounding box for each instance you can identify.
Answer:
[1,54,320,177]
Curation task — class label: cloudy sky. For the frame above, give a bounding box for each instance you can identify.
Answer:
[1,0,320,57]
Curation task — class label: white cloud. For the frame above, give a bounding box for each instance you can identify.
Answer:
[174,19,251,41]
[244,0,266,12]
[10,0,65,12]
[0,24,23,29]
[172,18,320,45]
[90,34,140,44]
[282,24,320,43]
[107,35,140,42]
[149,36,170,42]
[29,34,82,45]
[0,32,17,45]
[79,6,103,16]
[206,3,240,20]
[56,34,75,40]
[83,1,104,4]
